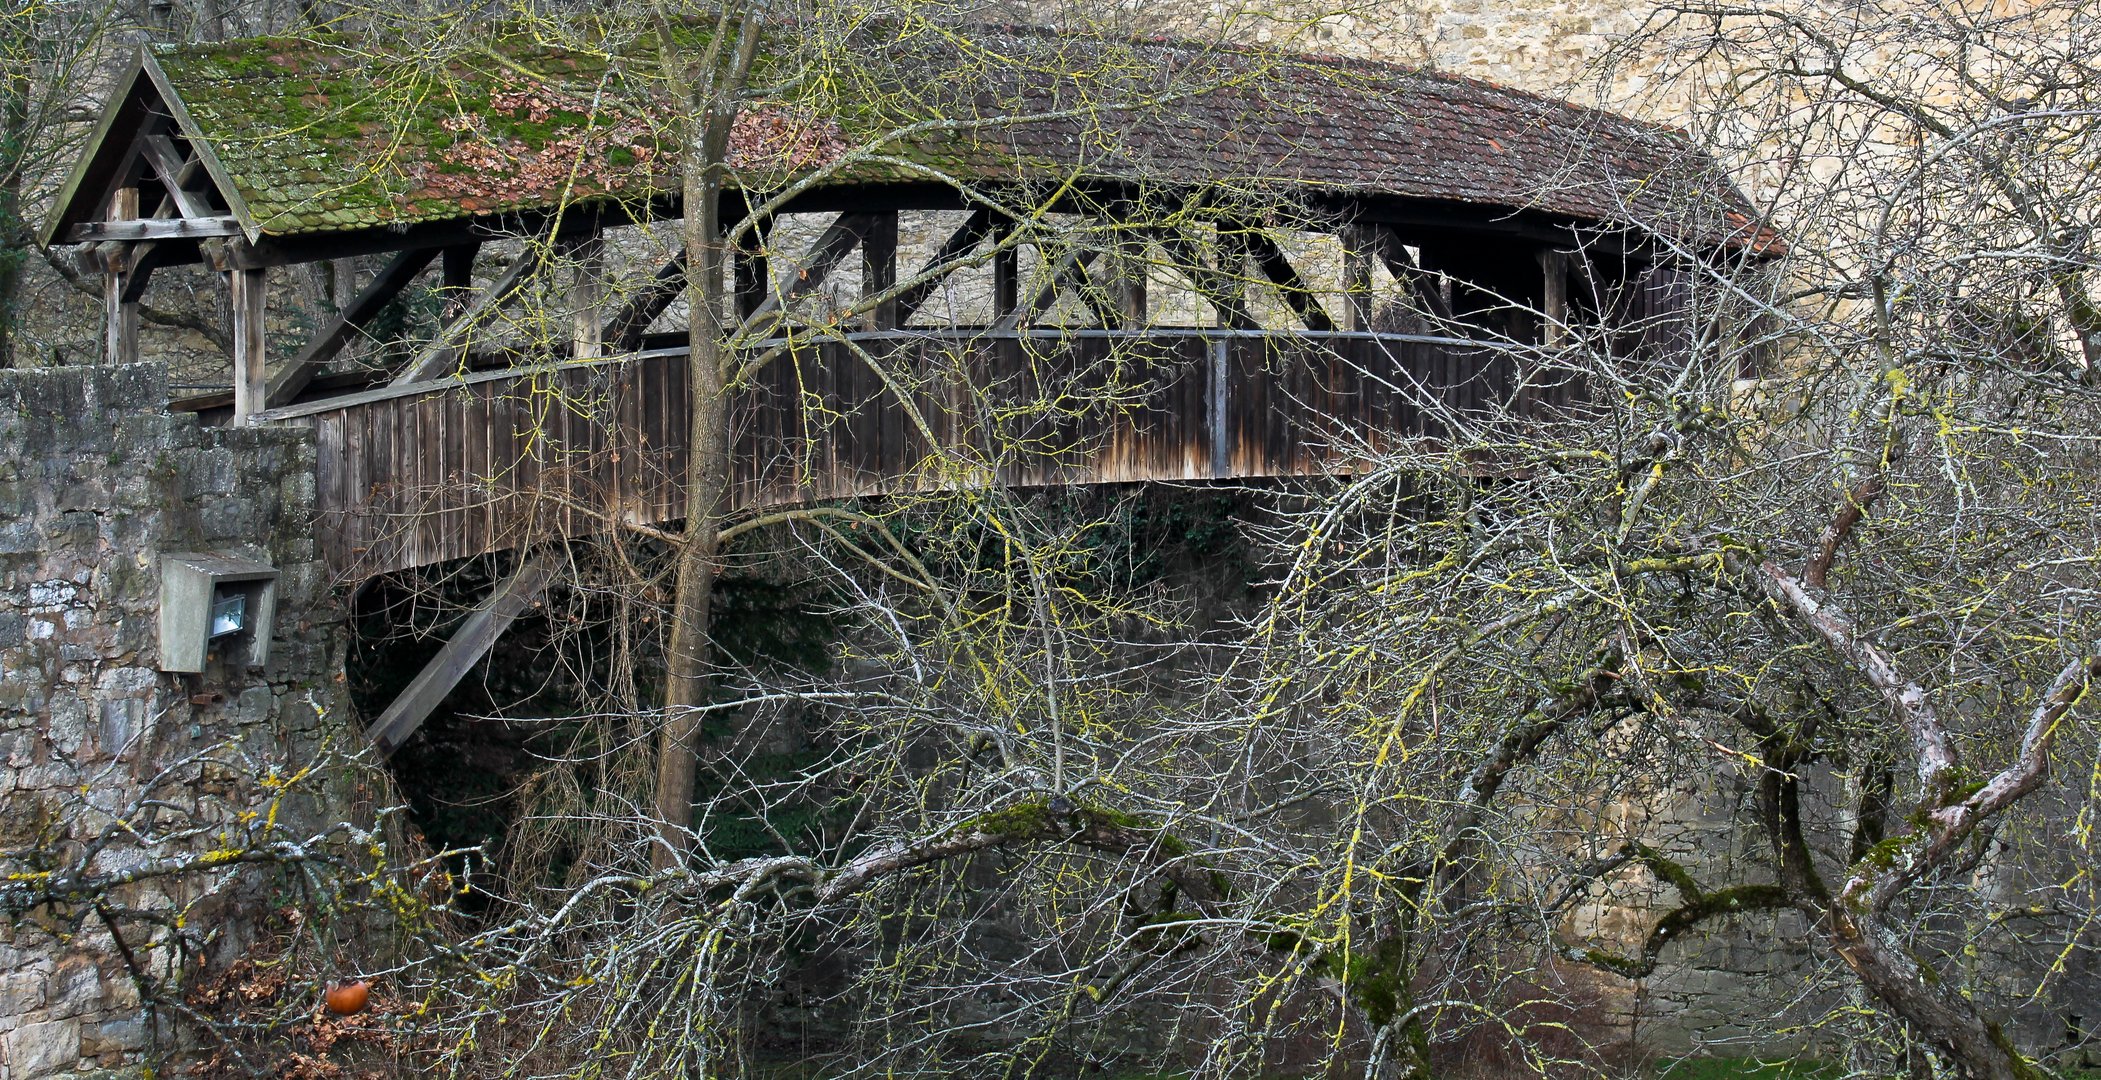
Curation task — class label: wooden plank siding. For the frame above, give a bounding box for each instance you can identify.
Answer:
[297,330,1582,579]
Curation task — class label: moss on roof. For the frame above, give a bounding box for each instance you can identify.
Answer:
[141,20,1765,244]
[159,29,692,232]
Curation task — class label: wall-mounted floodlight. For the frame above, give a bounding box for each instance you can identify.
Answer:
[160,552,278,674]
[210,590,250,639]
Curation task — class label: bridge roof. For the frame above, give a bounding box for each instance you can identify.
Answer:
[45,21,1778,252]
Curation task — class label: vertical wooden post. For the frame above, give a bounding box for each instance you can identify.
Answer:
[1539,249,1570,348]
[1209,336,1230,478]
[862,211,898,330]
[991,216,1019,324]
[1115,220,1147,329]
[566,228,605,361]
[303,261,340,323]
[1215,224,1252,330]
[1211,223,1249,477]
[441,244,479,320]
[1343,224,1376,333]
[734,217,770,319]
[103,188,140,365]
[333,258,357,315]
[229,266,268,421]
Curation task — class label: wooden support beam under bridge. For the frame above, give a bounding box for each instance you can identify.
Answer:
[364,548,561,757]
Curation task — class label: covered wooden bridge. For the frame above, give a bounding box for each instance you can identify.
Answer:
[44,21,1774,586]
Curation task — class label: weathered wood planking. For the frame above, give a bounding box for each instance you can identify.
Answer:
[296,331,1573,579]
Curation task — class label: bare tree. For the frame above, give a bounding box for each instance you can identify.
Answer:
[1212,2,2101,1077]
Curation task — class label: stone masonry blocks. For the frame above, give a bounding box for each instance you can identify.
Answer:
[0,362,352,1080]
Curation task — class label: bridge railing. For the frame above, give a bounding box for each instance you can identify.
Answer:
[275,329,1581,578]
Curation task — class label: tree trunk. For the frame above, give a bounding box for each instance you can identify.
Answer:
[1762,763,2034,1080]
[651,9,758,870]
[653,202,726,864]
[1819,908,2033,1080]
[1,61,29,370]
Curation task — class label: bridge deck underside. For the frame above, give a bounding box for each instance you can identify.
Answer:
[296,331,1581,579]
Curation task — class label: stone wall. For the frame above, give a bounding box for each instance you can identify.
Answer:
[0,362,353,1080]
[1555,754,2101,1066]
[1557,768,1840,1060]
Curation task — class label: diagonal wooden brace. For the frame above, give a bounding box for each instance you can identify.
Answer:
[391,239,550,386]
[265,247,440,407]
[364,549,561,757]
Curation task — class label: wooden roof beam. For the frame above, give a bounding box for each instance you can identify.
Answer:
[139,134,218,222]
[63,217,240,242]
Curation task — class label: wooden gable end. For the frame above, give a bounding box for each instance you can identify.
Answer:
[39,52,253,249]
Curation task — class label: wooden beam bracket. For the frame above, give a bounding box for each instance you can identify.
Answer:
[994,243,1107,333]
[1365,224,1457,324]
[1243,228,1336,333]
[609,252,689,351]
[1157,227,1254,329]
[739,211,884,336]
[892,206,997,325]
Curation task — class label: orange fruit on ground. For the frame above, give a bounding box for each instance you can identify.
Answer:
[324,979,370,1016]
